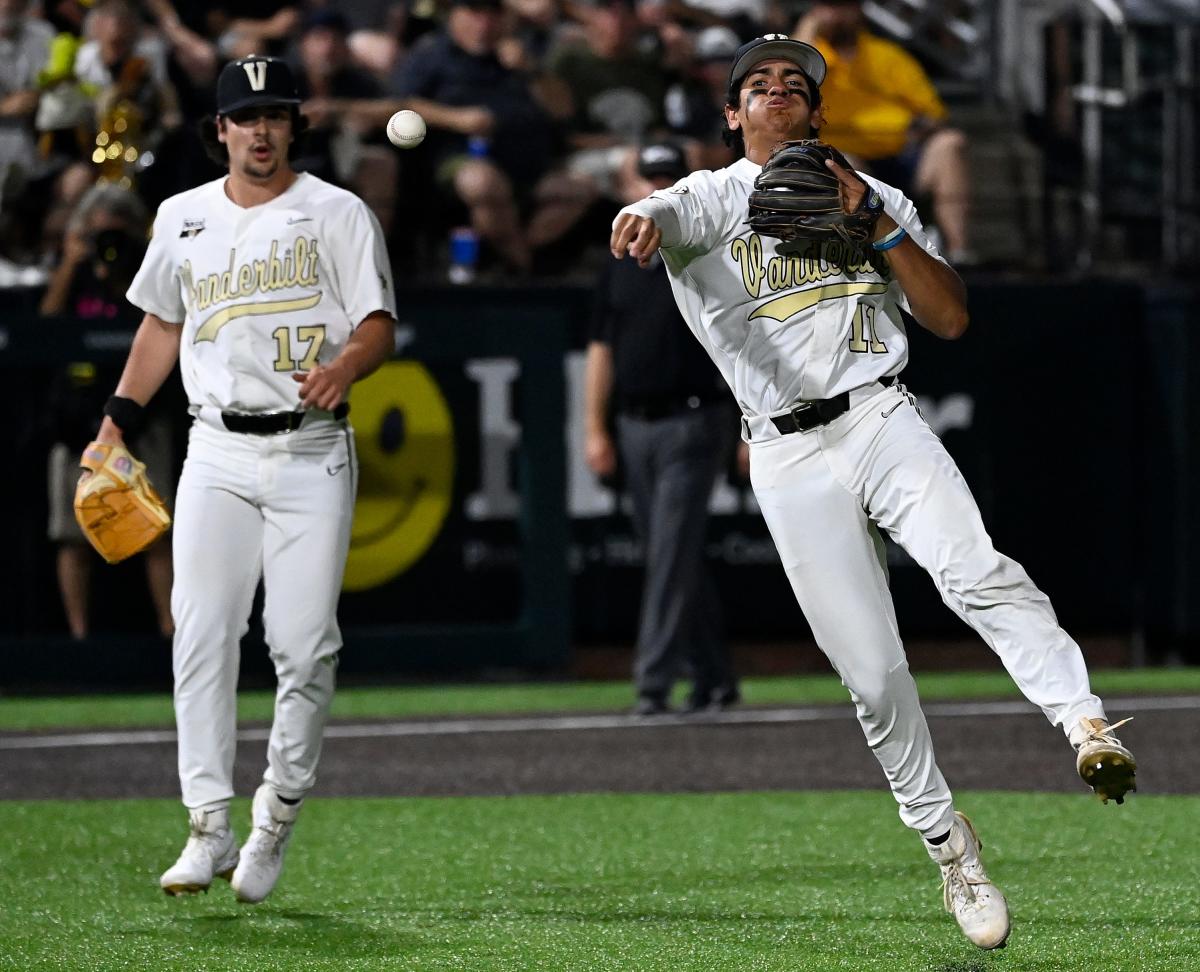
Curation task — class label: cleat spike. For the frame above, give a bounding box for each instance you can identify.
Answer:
[1074,717,1136,804]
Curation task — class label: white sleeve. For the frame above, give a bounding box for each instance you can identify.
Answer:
[864,174,947,265]
[330,199,397,326]
[126,210,186,324]
[615,171,727,254]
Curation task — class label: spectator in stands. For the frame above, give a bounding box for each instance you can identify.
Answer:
[76,0,175,96]
[338,1,409,76]
[503,0,560,74]
[663,24,740,170]
[545,0,669,199]
[586,140,740,716]
[39,182,175,641]
[38,160,96,269]
[142,0,220,94]
[672,0,773,40]
[76,0,183,191]
[0,0,54,198]
[132,1,226,205]
[794,0,974,263]
[292,10,398,234]
[390,0,587,276]
[206,1,300,60]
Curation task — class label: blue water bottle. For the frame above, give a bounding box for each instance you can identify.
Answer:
[448,227,480,285]
[447,137,489,284]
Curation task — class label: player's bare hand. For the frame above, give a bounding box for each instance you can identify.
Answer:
[824,156,868,215]
[293,363,352,411]
[585,429,617,478]
[610,214,661,267]
[78,418,124,481]
[94,416,125,446]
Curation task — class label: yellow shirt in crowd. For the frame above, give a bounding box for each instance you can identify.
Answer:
[811,30,947,161]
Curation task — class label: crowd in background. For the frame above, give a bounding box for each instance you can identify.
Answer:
[2,0,973,641]
[0,0,974,290]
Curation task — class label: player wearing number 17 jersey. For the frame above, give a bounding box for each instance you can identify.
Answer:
[610,35,1137,950]
[93,56,397,903]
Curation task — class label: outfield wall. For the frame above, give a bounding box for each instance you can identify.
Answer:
[2,279,1197,683]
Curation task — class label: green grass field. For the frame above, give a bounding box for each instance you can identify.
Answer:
[4,673,1198,969]
[1,791,1196,971]
[3,667,1199,731]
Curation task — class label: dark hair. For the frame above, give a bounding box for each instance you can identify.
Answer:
[198,110,310,166]
[720,117,745,157]
[723,71,821,157]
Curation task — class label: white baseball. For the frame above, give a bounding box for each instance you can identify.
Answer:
[387,110,426,149]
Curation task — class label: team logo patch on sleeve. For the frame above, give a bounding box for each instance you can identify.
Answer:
[180,218,206,239]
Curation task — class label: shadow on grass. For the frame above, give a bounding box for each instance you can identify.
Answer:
[118,907,422,958]
[179,910,347,925]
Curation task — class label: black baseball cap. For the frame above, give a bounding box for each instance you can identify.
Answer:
[216,56,302,116]
[637,142,688,180]
[727,34,827,92]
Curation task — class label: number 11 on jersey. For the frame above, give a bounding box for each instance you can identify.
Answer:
[848,304,887,354]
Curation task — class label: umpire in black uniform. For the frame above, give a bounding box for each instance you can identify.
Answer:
[585,141,740,716]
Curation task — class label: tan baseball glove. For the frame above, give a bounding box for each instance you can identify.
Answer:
[74,441,171,564]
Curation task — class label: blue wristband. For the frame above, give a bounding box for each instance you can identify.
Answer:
[872,226,906,251]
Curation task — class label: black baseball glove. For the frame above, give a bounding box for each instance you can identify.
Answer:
[747,139,886,247]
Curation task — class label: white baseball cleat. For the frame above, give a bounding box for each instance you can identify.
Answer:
[925,812,1011,950]
[1072,717,1137,804]
[160,806,239,896]
[230,784,301,904]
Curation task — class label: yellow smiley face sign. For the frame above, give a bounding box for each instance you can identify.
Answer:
[343,361,455,591]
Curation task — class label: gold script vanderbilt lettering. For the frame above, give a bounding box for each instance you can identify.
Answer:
[185,238,321,314]
[729,234,880,302]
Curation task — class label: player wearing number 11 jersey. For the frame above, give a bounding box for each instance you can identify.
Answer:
[610,35,1137,950]
[93,55,396,903]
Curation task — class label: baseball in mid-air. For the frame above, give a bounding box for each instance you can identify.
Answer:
[387,110,426,149]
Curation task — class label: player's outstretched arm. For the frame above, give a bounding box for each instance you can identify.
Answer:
[96,313,182,444]
[610,213,663,268]
[293,311,396,411]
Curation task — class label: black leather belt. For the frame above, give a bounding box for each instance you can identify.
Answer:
[221,403,349,434]
[769,375,896,436]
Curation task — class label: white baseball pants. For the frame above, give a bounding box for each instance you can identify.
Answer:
[171,416,356,810]
[749,382,1106,838]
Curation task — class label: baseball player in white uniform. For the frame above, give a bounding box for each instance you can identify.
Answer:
[610,35,1137,950]
[91,56,397,903]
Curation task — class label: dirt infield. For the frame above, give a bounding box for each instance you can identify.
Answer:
[1,697,1193,802]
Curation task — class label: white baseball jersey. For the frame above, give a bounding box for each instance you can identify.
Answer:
[127,172,397,414]
[617,158,944,424]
